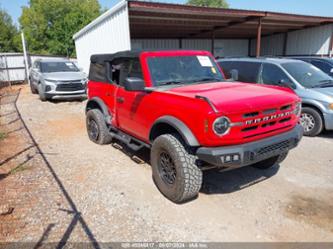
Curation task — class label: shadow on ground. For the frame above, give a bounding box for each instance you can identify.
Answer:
[319,130,333,139]
[112,141,280,195]
[0,89,100,248]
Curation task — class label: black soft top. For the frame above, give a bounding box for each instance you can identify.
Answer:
[90,50,141,63]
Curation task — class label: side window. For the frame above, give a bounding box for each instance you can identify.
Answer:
[236,62,261,83]
[218,61,234,79]
[89,62,107,82]
[261,63,292,86]
[311,60,332,74]
[118,59,143,87]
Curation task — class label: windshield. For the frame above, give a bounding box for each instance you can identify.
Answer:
[147,55,224,86]
[282,62,333,88]
[40,61,79,73]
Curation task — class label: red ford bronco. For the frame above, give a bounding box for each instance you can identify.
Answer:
[85,50,303,203]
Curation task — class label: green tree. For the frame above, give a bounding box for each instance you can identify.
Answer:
[187,0,229,8]
[19,0,101,57]
[0,8,21,52]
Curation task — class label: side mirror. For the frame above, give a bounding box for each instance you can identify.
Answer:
[230,69,239,81]
[124,77,145,91]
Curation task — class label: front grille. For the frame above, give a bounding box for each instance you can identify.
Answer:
[257,140,290,155]
[241,103,295,137]
[56,82,84,92]
[244,140,291,163]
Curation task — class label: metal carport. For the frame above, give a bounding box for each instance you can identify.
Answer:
[74,0,333,73]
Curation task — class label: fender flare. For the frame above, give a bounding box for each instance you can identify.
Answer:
[86,97,112,124]
[150,116,200,147]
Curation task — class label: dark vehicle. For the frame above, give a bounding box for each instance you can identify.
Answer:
[291,57,333,77]
[85,50,302,203]
[218,58,333,136]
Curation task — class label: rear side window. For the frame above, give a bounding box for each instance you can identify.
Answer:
[89,62,107,82]
[115,59,143,87]
[218,61,261,83]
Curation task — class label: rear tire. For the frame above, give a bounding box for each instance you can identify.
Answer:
[150,134,202,203]
[300,107,323,137]
[86,109,112,145]
[251,152,288,170]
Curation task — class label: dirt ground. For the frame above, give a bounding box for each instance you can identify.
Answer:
[1,85,333,244]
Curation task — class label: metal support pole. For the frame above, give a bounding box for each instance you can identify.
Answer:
[329,32,333,57]
[256,18,262,58]
[283,32,289,56]
[21,32,30,85]
[211,30,215,56]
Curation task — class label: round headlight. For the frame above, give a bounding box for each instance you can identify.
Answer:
[213,116,230,136]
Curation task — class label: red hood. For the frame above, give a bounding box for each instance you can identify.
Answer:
[165,82,298,114]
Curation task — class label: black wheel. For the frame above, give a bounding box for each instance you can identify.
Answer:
[300,107,323,137]
[86,109,112,145]
[151,134,202,203]
[38,84,47,101]
[29,82,37,94]
[251,152,288,170]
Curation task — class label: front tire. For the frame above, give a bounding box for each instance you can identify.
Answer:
[150,134,203,203]
[30,81,38,94]
[300,107,323,137]
[86,109,112,145]
[251,152,288,170]
[38,84,47,101]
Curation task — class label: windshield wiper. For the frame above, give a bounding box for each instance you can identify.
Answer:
[191,78,222,84]
[158,80,184,86]
[314,80,333,88]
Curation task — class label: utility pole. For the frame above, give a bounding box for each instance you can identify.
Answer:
[21,32,30,85]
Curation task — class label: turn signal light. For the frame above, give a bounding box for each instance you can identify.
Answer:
[329,103,333,110]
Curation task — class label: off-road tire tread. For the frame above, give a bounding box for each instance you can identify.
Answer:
[151,134,202,203]
[86,109,112,145]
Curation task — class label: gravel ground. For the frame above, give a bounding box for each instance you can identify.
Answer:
[1,85,333,243]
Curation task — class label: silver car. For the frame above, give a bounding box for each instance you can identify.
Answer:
[29,58,87,101]
[218,58,333,136]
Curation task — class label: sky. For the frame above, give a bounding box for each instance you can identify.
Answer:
[1,0,333,26]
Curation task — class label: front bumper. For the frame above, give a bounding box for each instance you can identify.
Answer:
[47,93,87,100]
[196,125,303,169]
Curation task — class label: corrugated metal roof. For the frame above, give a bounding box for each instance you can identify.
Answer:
[74,0,333,41]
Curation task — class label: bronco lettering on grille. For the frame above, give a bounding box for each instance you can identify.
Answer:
[245,111,293,126]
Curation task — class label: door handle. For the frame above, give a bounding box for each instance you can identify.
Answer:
[116,97,124,103]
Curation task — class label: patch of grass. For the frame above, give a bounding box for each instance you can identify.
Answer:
[0,132,7,141]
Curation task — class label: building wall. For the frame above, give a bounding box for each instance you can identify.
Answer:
[250,24,333,56]
[73,1,131,73]
[131,39,249,57]
[286,24,333,55]
[250,33,285,56]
